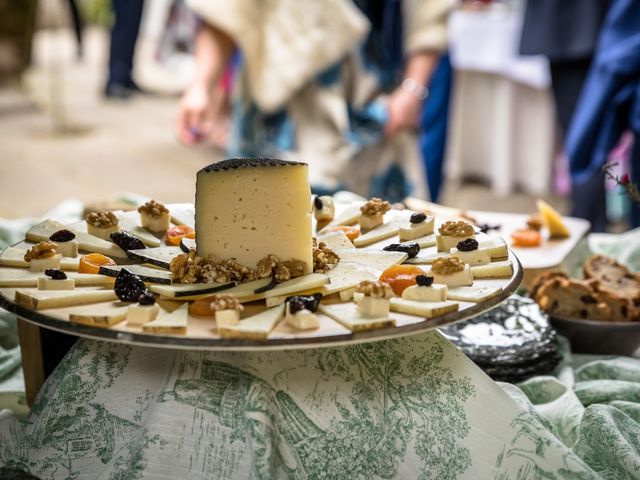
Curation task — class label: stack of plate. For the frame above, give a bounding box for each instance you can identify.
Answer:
[440,295,561,383]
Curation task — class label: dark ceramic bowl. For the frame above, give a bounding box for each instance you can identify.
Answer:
[550,315,640,356]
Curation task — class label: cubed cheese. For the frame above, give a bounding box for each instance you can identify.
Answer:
[432,264,473,287]
[399,217,434,241]
[127,304,160,326]
[87,224,120,241]
[314,196,335,222]
[51,240,78,258]
[37,276,75,290]
[140,211,171,232]
[285,309,320,330]
[436,234,475,252]
[195,158,313,273]
[401,284,447,302]
[450,247,491,266]
[215,309,240,328]
[29,254,62,272]
[358,213,383,230]
[358,296,390,318]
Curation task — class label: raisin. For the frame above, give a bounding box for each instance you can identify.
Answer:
[415,275,434,287]
[110,231,145,251]
[286,293,323,314]
[44,268,67,280]
[456,238,479,252]
[478,223,500,234]
[580,295,597,304]
[313,196,323,210]
[410,212,427,224]
[114,268,148,302]
[383,243,420,258]
[138,291,156,306]
[49,229,76,242]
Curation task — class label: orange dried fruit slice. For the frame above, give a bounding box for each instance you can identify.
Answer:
[165,225,195,246]
[379,264,426,296]
[79,253,116,274]
[511,229,542,248]
[189,297,215,317]
[325,225,360,242]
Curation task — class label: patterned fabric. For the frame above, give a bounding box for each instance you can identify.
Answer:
[0,330,607,480]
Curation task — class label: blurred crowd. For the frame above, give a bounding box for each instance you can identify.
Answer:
[4,0,640,231]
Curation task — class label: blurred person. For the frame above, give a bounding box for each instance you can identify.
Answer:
[104,0,145,99]
[177,0,453,201]
[565,0,640,231]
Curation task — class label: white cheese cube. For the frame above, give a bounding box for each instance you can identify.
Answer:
[285,309,320,330]
[358,296,390,318]
[401,284,447,302]
[195,158,313,273]
[399,217,434,241]
[314,196,335,222]
[87,224,121,241]
[127,304,160,326]
[432,264,473,287]
[29,254,62,272]
[436,234,475,252]
[37,276,75,290]
[51,240,78,258]
[215,309,240,328]
[140,212,171,232]
[358,213,383,230]
[450,247,491,266]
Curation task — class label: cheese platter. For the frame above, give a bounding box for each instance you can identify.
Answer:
[0,158,523,350]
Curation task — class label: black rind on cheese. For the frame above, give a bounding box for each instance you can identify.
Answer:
[198,158,307,174]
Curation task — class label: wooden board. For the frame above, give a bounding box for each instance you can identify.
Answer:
[0,205,523,351]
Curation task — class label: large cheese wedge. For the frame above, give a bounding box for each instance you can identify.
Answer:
[446,286,501,302]
[0,247,80,270]
[26,219,127,258]
[70,306,128,328]
[353,211,410,248]
[389,298,458,318]
[143,303,188,334]
[470,260,513,279]
[537,199,570,238]
[218,304,285,340]
[319,303,395,332]
[195,158,313,273]
[98,264,172,284]
[15,288,117,310]
[127,246,182,269]
[0,269,113,287]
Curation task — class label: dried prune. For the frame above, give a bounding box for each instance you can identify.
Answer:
[138,291,156,305]
[286,293,323,314]
[456,238,479,252]
[110,231,145,251]
[478,223,500,234]
[410,212,427,224]
[49,229,76,242]
[115,268,148,302]
[313,196,323,210]
[415,275,434,287]
[383,243,420,258]
[44,268,67,280]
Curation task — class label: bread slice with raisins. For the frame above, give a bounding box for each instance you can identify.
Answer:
[536,277,611,321]
[583,255,640,299]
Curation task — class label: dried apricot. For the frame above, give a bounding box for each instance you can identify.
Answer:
[511,229,542,248]
[325,225,360,242]
[189,297,215,317]
[166,225,195,246]
[79,253,116,274]
[379,264,426,296]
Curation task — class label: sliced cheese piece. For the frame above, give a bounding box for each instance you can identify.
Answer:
[37,277,75,290]
[390,298,459,317]
[167,203,195,228]
[29,254,62,272]
[148,280,238,299]
[322,262,380,295]
[180,237,196,253]
[402,284,447,302]
[415,234,437,248]
[470,260,513,279]
[405,251,450,265]
[321,202,364,230]
[99,264,172,284]
[14,288,117,310]
[70,306,129,328]
[446,286,501,302]
[114,212,162,247]
[450,247,491,266]
[339,287,356,301]
[436,234,475,253]
[143,303,188,334]
[398,216,434,241]
[537,199,570,238]
[285,309,320,330]
[0,269,113,287]
[477,235,509,258]
[353,211,410,248]
[127,303,160,326]
[195,159,313,273]
[316,231,353,250]
[319,303,395,332]
[0,247,80,270]
[241,273,330,302]
[26,219,127,258]
[431,264,474,287]
[218,304,285,340]
[333,249,407,271]
[265,287,325,307]
[126,246,182,269]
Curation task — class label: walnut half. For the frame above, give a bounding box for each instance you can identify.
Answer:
[24,242,57,262]
[355,280,394,298]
